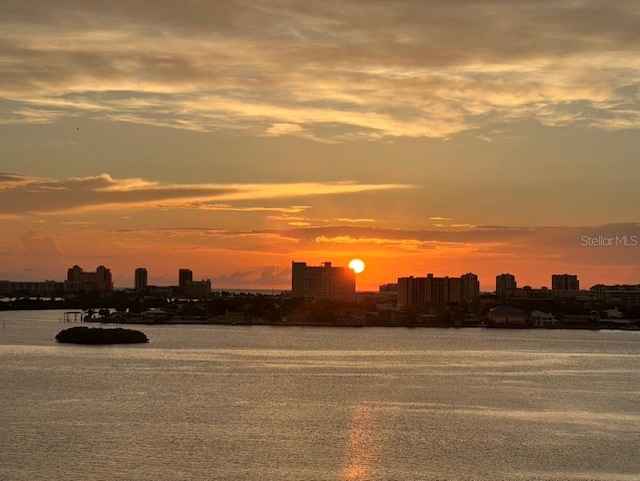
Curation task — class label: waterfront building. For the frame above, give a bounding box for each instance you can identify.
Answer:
[134,268,148,292]
[397,274,461,307]
[506,286,554,301]
[551,274,580,299]
[530,310,558,327]
[178,269,193,294]
[377,283,398,301]
[590,284,640,307]
[552,274,579,291]
[496,273,517,298]
[291,261,356,301]
[379,283,398,294]
[0,280,65,296]
[487,305,528,326]
[66,265,113,293]
[460,272,480,301]
[429,274,461,305]
[145,285,175,296]
[397,276,429,307]
[185,279,212,299]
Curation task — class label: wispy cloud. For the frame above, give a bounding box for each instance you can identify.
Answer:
[271,223,640,266]
[175,204,311,214]
[99,223,640,266]
[337,218,376,223]
[1,1,639,140]
[0,172,411,216]
[264,123,304,136]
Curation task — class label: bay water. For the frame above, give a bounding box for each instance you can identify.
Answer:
[1,310,639,480]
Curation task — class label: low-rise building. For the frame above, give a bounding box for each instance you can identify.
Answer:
[590,284,640,307]
[506,286,554,301]
[487,305,528,326]
[0,280,65,296]
[530,310,557,327]
[185,279,212,299]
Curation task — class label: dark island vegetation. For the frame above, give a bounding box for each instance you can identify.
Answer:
[56,326,149,344]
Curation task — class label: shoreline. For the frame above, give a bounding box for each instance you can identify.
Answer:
[83,317,640,331]
[3,303,639,332]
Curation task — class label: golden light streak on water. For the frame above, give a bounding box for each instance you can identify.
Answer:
[341,404,378,481]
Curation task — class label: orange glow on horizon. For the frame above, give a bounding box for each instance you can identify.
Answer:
[2,211,639,293]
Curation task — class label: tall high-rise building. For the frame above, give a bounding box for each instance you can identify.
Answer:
[460,272,480,301]
[397,276,429,306]
[291,261,356,301]
[397,274,461,306]
[291,262,306,298]
[496,273,517,298]
[428,274,461,305]
[552,274,579,291]
[179,269,193,293]
[134,268,148,291]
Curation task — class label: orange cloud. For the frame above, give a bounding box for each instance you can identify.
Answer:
[0,172,412,216]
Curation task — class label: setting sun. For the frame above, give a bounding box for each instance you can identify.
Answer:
[348,258,366,274]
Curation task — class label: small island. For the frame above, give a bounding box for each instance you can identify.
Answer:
[56,326,149,345]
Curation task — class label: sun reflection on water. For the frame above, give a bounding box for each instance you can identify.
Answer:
[341,403,378,480]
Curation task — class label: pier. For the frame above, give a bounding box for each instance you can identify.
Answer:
[60,311,84,323]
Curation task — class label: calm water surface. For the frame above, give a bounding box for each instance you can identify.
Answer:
[1,310,639,480]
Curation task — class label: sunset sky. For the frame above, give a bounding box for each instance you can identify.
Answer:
[1,0,639,291]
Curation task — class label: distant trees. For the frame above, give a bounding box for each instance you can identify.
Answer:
[56,327,148,344]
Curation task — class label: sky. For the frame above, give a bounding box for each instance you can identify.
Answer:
[1,0,639,291]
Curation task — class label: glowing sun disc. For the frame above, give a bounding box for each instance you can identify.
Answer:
[348,258,366,274]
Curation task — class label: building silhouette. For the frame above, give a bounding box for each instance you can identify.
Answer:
[185,279,212,299]
[552,274,579,291]
[496,273,517,298]
[429,275,461,305]
[397,274,461,307]
[590,284,640,307]
[507,285,554,301]
[134,268,148,291]
[291,261,356,301]
[460,272,480,301]
[551,274,580,299]
[66,265,113,293]
[0,280,64,296]
[178,269,193,294]
[397,276,429,306]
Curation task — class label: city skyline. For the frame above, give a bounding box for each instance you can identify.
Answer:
[1,261,636,295]
[1,2,640,291]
